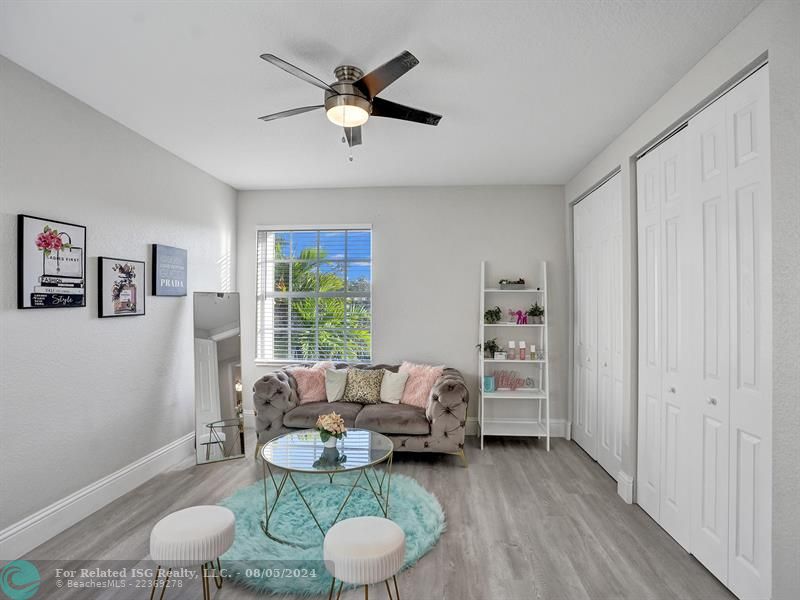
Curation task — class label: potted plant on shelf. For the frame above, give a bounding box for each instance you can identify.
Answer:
[527,302,545,324]
[315,412,347,448]
[483,338,501,358]
[484,305,502,324]
[498,277,526,290]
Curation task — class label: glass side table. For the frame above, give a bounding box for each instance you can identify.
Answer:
[259,428,394,547]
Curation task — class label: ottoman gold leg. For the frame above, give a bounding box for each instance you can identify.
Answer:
[149,566,160,600]
[213,558,223,589]
[201,563,210,600]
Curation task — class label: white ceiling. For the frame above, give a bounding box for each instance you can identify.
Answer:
[0,0,758,190]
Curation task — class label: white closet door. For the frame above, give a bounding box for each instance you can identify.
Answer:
[573,192,598,458]
[657,129,693,550]
[636,148,662,520]
[725,66,772,600]
[687,91,731,584]
[596,174,624,478]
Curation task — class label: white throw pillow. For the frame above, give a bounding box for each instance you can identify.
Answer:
[380,370,410,404]
[325,368,348,402]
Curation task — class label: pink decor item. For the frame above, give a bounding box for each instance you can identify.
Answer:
[288,361,335,404]
[398,361,444,408]
[494,370,525,391]
[515,310,528,324]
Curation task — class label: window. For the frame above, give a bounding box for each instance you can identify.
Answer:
[256,228,371,362]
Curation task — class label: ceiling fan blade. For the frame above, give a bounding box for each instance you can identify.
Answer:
[344,126,362,147]
[371,97,442,126]
[260,54,338,94]
[258,105,323,122]
[354,50,419,98]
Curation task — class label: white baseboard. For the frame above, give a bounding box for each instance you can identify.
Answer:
[466,417,569,438]
[0,432,194,560]
[617,470,635,504]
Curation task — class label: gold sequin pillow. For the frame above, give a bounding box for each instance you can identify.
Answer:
[341,368,384,404]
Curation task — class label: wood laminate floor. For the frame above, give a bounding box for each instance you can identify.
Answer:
[24,436,734,600]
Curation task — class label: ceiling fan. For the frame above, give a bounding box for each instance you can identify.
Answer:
[258,50,442,147]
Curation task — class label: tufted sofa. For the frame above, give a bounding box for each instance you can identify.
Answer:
[253,364,469,465]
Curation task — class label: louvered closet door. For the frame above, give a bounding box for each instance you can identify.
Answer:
[573,191,598,458]
[636,148,662,520]
[687,91,731,584]
[724,66,772,600]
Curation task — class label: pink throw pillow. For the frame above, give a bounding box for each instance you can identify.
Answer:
[289,362,334,404]
[398,361,444,408]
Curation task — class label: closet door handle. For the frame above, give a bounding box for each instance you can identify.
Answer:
[603,361,608,367]
[708,397,718,406]
[667,386,676,394]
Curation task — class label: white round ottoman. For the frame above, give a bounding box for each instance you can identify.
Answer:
[323,516,405,600]
[149,505,235,600]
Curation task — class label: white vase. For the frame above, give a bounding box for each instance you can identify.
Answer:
[324,437,338,448]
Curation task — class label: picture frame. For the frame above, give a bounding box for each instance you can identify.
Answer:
[98,256,146,318]
[17,214,87,309]
[151,244,187,296]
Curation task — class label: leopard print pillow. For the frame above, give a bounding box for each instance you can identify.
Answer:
[341,368,384,404]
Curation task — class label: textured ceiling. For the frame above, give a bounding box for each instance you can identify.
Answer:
[0,0,759,189]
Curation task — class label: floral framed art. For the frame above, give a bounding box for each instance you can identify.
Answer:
[17,214,87,309]
[98,257,146,318]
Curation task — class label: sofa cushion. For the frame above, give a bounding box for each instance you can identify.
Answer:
[354,403,430,436]
[288,362,333,404]
[342,368,384,404]
[284,401,363,429]
[398,361,444,408]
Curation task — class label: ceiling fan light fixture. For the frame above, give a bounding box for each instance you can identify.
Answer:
[326,104,370,128]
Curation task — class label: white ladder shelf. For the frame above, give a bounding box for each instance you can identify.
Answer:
[478,261,551,451]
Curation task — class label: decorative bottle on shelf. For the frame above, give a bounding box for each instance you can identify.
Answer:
[518,341,526,360]
[530,345,537,360]
[508,341,515,359]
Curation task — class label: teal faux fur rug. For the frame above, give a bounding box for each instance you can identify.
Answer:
[218,470,445,596]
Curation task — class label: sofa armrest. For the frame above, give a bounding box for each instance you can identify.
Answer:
[253,370,298,444]
[425,368,469,445]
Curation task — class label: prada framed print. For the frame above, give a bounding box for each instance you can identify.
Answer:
[98,257,146,318]
[17,214,86,309]
[152,244,187,296]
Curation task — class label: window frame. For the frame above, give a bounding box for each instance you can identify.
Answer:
[254,224,373,365]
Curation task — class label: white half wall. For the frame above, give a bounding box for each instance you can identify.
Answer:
[564,2,800,597]
[0,57,237,534]
[237,185,567,423]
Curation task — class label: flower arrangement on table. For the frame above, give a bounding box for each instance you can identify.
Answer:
[315,412,347,447]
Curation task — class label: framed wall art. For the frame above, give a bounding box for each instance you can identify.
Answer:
[151,244,187,296]
[17,214,87,309]
[98,257,146,318]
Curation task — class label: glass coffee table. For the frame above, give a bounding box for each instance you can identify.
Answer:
[259,428,394,547]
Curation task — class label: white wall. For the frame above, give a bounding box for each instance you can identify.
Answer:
[564,2,800,597]
[237,185,567,423]
[0,57,237,530]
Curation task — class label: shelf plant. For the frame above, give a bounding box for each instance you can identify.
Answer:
[483,338,501,358]
[484,305,502,324]
[527,302,545,324]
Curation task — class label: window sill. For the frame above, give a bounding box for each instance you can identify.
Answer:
[254,359,370,368]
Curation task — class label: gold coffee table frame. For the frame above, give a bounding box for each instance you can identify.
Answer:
[259,429,394,548]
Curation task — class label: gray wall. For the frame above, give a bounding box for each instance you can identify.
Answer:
[237,185,567,423]
[0,57,237,529]
[563,1,800,597]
